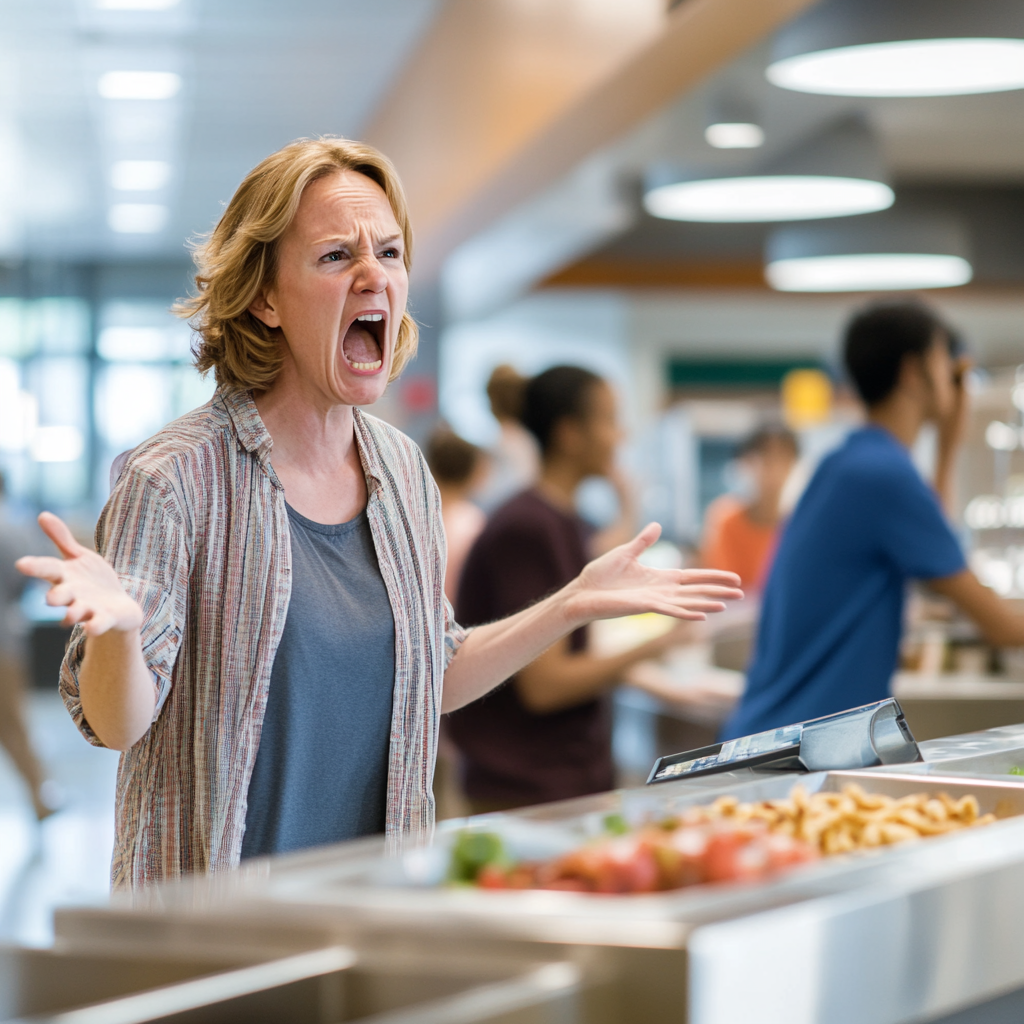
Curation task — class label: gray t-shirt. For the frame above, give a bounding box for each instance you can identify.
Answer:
[241,505,396,858]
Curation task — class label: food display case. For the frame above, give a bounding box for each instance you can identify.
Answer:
[53,733,1024,1024]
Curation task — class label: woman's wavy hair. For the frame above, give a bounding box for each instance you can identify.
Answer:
[176,136,418,390]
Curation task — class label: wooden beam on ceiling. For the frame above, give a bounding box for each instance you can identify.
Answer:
[540,257,768,290]
[364,0,819,280]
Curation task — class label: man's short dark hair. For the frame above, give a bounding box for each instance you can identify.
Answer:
[843,301,953,407]
[521,365,603,454]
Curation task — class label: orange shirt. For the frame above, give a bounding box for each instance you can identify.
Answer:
[701,495,780,592]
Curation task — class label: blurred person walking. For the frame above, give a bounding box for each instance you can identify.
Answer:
[701,425,798,593]
[16,139,741,888]
[474,365,539,511]
[0,473,53,822]
[726,301,1024,740]
[447,366,712,812]
[424,427,487,604]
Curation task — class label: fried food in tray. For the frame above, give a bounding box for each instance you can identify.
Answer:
[450,783,996,895]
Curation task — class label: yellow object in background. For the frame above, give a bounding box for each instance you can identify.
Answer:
[782,368,832,429]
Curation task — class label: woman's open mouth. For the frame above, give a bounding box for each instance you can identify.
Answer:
[341,311,387,374]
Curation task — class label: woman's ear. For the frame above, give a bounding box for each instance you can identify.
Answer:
[249,290,281,329]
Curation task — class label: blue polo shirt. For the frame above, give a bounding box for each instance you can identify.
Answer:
[723,426,965,740]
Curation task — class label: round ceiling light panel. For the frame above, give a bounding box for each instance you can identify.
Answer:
[767,253,973,292]
[768,38,1024,97]
[765,214,973,292]
[644,175,893,223]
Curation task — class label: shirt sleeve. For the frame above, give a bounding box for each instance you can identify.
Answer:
[874,461,966,581]
[60,462,190,747]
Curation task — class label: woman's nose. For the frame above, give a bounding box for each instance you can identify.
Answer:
[353,253,388,293]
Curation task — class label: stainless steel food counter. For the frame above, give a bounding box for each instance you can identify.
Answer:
[51,725,1024,1024]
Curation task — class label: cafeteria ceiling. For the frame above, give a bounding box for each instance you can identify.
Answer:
[3,0,1024,302]
[0,0,441,261]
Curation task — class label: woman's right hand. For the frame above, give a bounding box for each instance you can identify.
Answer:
[16,512,143,636]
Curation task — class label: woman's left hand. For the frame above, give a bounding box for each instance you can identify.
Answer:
[564,522,742,625]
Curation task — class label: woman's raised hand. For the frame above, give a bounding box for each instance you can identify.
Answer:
[16,512,143,636]
[566,522,742,624]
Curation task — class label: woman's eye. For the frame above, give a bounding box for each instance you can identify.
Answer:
[380,248,399,259]
[320,250,347,262]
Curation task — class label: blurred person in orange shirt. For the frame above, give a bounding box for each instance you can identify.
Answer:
[701,425,798,593]
[425,427,488,605]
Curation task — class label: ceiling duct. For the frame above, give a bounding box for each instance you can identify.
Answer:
[768,0,1024,97]
[645,114,893,223]
[765,213,973,292]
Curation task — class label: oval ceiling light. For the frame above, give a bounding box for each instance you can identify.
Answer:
[646,114,892,223]
[765,214,973,292]
[767,254,972,292]
[704,122,765,149]
[768,0,1024,97]
[769,39,1024,97]
[645,176,892,223]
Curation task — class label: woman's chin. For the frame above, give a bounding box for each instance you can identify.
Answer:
[332,368,389,406]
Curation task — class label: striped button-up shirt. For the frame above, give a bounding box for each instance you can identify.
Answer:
[60,387,466,890]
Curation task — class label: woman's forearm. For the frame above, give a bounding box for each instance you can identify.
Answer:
[79,629,157,750]
[441,589,580,713]
[441,525,742,714]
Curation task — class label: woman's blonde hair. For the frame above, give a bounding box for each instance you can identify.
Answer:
[176,136,418,390]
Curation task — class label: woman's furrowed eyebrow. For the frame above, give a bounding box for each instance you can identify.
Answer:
[311,232,403,248]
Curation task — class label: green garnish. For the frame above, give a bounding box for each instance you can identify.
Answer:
[448,831,506,882]
[603,813,629,836]
[1008,766,1024,776]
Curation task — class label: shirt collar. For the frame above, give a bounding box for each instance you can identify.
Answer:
[220,386,383,495]
[220,387,274,464]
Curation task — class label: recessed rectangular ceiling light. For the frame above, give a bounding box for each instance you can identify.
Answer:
[111,160,171,191]
[98,71,181,100]
[95,0,180,8]
[109,203,169,233]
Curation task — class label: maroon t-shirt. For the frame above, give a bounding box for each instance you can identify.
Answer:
[446,489,614,806]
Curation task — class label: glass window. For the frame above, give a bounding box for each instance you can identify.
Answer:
[98,301,193,363]
[0,300,32,359]
[96,364,173,449]
[29,298,90,355]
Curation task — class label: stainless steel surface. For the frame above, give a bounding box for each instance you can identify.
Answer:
[55,767,1024,1024]
[1,943,583,1024]
[872,722,1024,777]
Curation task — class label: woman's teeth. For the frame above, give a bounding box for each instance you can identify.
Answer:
[351,359,382,371]
[356,313,384,322]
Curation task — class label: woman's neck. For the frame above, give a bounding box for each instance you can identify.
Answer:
[255,368,356,474]
[254,367,367,524]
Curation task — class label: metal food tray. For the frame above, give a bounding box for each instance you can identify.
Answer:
[57,771,1024,1024]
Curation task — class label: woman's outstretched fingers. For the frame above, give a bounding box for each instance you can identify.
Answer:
[37,511,85,559]
[625,522,662,556]
[15,555,66,583]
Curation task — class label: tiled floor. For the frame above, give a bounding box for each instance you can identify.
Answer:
[0,692,119,947]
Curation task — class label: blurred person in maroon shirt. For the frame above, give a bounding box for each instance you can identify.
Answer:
[446,366,692,812]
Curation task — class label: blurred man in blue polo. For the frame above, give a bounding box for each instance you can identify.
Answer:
[725,300,1024,739]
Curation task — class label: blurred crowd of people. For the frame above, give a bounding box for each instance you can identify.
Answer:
[427,362,795,815]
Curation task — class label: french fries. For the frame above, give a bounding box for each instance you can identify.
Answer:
[701,784,996,856]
